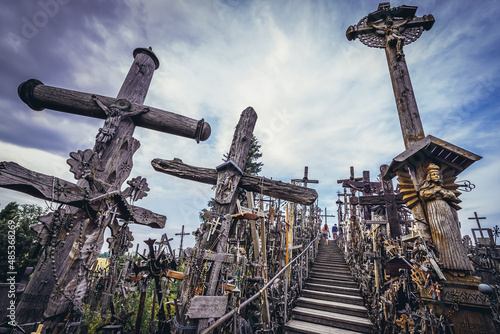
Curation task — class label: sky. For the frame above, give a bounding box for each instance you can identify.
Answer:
[1,0,499,254]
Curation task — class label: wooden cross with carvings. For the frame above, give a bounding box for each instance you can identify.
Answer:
[1,47,211,329]
[347,3,482,274]
[153,108,318,332]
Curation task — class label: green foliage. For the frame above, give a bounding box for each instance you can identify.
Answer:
[79,259,185,332]
[99,252,110,258]
[0,202,47,282]
[244,135,263,175]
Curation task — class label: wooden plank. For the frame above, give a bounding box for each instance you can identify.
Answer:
[186,296,228,319]
[166,270,185,280]
[297,297,366,311]
[245,193,261,261]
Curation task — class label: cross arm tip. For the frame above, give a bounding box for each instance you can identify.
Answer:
[346,25,358,41]
[18,79,45,111]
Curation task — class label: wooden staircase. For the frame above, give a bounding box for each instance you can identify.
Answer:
[284,242,374,334]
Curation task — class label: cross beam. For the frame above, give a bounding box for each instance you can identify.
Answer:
[18,82,210,143]
[151,159,318,205]
[0,162,167,229]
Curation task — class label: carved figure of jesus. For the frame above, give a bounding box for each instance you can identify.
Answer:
[419,164,474,271]
[370,17,410,58]
[92,95,148,154]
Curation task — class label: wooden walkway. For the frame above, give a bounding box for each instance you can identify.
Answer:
[284,242,374,334]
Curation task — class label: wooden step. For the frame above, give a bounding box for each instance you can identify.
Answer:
[309,272,354,281]
[313,259,347,264]
[297,297,368,318]
[301,289,364,306]
[307,277,358,289]
[291,307,373,333]
[305,283,360,296]
[311,266,351,274]
[284,319,362,334]
[311,267,351,274]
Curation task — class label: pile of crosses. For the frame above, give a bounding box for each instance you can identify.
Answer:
[172,194,321,333]
[336,166,499,333]
[0,43,321,333]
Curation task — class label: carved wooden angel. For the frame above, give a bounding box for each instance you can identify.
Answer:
[418,163,473,272]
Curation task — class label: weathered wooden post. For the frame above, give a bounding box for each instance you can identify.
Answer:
[2,47,212,331]
[347,3,492,332]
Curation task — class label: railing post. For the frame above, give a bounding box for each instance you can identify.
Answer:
[284,270,288,324]
[305,248,308,277]
[299,255,303,292]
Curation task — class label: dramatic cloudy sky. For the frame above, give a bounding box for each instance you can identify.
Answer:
[1,0,499,253]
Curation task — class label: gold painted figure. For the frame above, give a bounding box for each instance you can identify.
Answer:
[419,164,473,271]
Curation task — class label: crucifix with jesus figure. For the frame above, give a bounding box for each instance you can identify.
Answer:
[1,47,211,331]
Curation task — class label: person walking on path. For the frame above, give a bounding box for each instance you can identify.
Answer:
[321,223,331,245]
[332,223,338,241]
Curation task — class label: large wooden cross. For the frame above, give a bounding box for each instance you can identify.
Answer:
[346,2,434,150]
[345,3,439,238]
[153,108,318,332]
[1,47,211,329]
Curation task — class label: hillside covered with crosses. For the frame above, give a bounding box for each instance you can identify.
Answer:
[1,1,500,333]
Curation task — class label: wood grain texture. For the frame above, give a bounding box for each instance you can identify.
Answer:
[385,45,425,149]
[151,158,318,205]
[0,161,87,206]
[18,81,210,141]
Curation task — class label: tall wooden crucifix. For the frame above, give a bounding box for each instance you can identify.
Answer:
[347,4,493,332]
[2,47,211,330]
[346,3,481,270]
[347,3,434,150]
